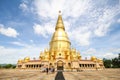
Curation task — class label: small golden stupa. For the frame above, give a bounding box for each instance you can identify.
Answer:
[16,11,104,71]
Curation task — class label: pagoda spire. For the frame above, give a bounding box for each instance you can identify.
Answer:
[55,11,65,30]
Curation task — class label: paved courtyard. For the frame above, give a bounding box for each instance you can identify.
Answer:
[0,69,120,80]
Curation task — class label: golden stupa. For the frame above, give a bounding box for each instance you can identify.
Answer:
[16,11,104,71]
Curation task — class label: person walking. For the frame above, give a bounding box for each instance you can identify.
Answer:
[46,66,49,74]
[52,66,55,73]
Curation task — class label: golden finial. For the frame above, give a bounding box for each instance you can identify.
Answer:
[59,10,61,15]
[59,10,61,13]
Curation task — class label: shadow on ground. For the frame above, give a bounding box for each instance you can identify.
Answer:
[55,71,65,80]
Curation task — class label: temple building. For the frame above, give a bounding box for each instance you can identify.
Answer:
[16,12,104,71]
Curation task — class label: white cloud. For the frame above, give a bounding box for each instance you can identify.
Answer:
[0,24,19,38]
[117,19,120,23]
[83,48,96,54]
[33,24,46,37]
[102,53,118,59]
[81,48,119,59]
[33,22,54,38]
[81,48,97,59]
[94,23,111,37]
[109,48,120,53]
[11,41,27,47]
[94,6,119,37]
[0,46,4,49]
[22,0,120,46]
[68,26,91,46]
[32,0,91,19]
[19,2,28,12]
[0,45,46,64]
[30,40,34,43]
[64,21,71,31]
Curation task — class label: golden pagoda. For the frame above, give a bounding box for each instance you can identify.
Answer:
[16,11,104,71]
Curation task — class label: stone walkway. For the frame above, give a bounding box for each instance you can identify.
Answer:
[63,69,120,80]
[0,69,120,80]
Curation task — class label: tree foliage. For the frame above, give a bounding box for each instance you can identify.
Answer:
[0,64,16,69]
[103,53,120,68]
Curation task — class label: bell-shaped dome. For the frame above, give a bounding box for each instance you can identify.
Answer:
[52,29,69,42]
[50,12,71,50]
[24,57,30,62]
[18,59,23,63]
[91,56,96,61]
[98,59,103,62]
[24,57,30,60]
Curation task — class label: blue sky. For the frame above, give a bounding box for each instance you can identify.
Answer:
[0,0,120,64]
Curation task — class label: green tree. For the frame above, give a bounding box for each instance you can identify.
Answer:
[103,58,112,68]
[0,65,2,68]
[119,53,120,67]
[103,54,120,68]
[118,53,120,60]
[111,53,120,68]
[3,64,13,69]
[12,65,16,69]
[112,58,119,68]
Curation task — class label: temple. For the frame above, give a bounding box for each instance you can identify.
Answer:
[16,11,104,71]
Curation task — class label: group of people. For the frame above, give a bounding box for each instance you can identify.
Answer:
[41,65,55,74]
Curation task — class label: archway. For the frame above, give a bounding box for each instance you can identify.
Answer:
[57,60,64,70]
